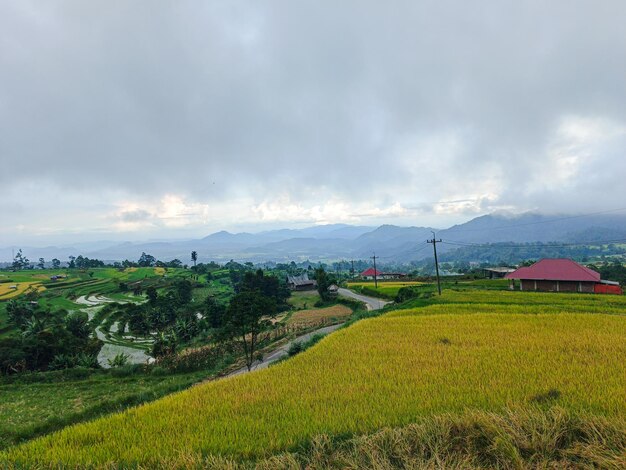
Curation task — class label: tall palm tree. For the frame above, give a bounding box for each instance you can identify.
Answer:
[191,251,197,267]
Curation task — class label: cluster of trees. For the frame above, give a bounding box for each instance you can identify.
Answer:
[220,270,290,370]
[590,261,626,286]
[0,301,101,374]
[7,249,198,271]
[436,242,626,268]
[105,269,290,371]
[68,255,105,269]
[114,253,184,269]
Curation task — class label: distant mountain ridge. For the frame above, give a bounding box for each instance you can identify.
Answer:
[2,212,626,264]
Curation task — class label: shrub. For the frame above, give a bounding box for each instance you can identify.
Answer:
[107,353,130,368]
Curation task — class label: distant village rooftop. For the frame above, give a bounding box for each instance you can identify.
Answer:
[360,268,406,280]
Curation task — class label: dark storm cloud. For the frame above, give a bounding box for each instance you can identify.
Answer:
[1,0,625,243]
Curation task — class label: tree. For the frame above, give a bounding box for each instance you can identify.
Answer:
[37,258,45,269]
[151,331,178,358]
[65,312,91,340]
[191,251,198,268]
[68,256,76,269]
[11,249,29,271]
[52,258,61,269]
[204,296,225,329]
[138,252,156,267]
[146,286,158,305]
[314,267,335,301]
[175,279,193,305]
[222,291,276,371]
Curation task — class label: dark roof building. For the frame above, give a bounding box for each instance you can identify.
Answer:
[505,258,622,295]
[287,273,317,291]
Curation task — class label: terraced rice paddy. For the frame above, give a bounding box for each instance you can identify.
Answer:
[287,304,352,327]
[3,290,624,467]
[0,282,45,299]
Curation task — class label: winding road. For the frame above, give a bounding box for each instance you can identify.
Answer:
[338,287,392,310]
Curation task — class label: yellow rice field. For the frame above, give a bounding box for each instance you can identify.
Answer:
[0,282,45,299]
[3,289,625,467]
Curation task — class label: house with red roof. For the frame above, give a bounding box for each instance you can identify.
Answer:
[505,258,622,295]
[360,268,406,281]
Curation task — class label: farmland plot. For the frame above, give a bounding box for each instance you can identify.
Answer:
[3,289,624,467]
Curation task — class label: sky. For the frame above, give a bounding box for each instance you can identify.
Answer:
[1,1,625,246]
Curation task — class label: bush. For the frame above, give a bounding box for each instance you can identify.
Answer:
[107,353,130,368]
[288,334,326,357]
[155,343,236,373]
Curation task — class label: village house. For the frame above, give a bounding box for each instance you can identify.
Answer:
[286,273,317,291]
[505,258,622,295]
[360,268,407,281]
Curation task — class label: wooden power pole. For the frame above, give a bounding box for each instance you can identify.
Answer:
[371,253,379,289]
[427,232,442,295]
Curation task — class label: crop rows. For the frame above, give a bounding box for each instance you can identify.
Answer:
[3,289,625,467]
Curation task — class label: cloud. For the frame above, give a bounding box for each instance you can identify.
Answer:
[1,1,625,244]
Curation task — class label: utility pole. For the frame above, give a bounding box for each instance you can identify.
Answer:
[371,253,378,289]
[427,232,442,295]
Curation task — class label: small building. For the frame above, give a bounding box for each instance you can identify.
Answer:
[505,258,623,295]
[360,268,381,280]
[287,273,317,291]
[327,284,339,297]
[483,267,516,279]
[360,268,406,281]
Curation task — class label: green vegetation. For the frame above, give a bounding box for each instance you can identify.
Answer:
[3,289,624,466]
[0,367,223,451]
[287,290,320,310]
[347,278,510,300]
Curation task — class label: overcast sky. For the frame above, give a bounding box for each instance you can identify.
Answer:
[1,1,625,246]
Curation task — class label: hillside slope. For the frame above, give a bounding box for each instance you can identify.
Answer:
[3,291,625,467]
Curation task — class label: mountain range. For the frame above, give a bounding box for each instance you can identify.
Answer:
[3,212,626,265]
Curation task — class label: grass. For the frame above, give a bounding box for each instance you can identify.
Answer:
[3,289,624,466]
[287,304,352,327]
[165,408,626,469]
[347,279,511,299]
[287,290,320,309]
[347,280,424,298]
[0,367,228,451]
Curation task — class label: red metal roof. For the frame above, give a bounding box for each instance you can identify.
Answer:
[505,259,600,282]
[360,268,382,276]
